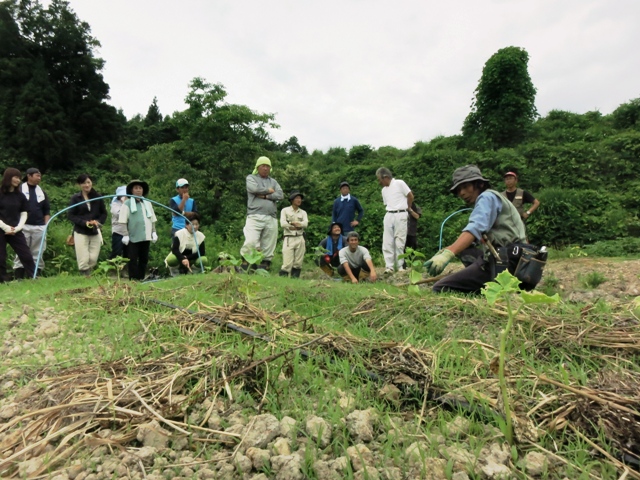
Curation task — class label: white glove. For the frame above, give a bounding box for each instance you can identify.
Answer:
[122,236,130,246]
[151,232,158,243]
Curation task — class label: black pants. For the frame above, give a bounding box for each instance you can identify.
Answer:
[110,233,128,259]
[405,235,417,250]
[0,231,35,281]
[338,263,371,280]
[432,256,492,294]
[128,241,150,280]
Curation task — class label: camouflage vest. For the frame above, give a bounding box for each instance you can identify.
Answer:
[503,188,525,218]
[484,190,527,249]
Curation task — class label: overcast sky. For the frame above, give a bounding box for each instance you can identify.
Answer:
[57,0,640,152]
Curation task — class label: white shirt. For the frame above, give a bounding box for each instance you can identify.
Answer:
[381,179,411,211]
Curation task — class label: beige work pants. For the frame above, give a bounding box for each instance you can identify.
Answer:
[74,232,102,271]
[241,215,278,261]
[281,235,305,272]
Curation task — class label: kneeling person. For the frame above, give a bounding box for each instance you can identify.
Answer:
[317,222,346,277]
[338,232,377,284]
[165,212,209,275]
[424,165,526,294]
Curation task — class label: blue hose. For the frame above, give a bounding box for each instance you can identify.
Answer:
[439,208,472,250]
[33,195,204,278]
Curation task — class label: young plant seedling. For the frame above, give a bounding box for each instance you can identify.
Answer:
[398,247,426,295]
[482,270,559,444]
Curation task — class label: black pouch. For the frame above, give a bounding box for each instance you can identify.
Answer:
[513,247,546,290]
[491,243,546,290]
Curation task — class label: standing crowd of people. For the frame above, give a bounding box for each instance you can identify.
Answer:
[1,158,542,293]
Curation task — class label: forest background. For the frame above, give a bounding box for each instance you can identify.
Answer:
[1,0,640,271]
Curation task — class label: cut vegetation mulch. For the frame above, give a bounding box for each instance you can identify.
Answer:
[2,292,640,478]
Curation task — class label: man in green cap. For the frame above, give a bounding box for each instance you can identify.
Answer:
[424,165,526,294]
[241,156,284,270]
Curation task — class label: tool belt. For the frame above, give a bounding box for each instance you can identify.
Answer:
[488,243,547,291]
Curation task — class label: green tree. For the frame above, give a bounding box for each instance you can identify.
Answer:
[144,97,163,126]
[462,46,538,150]
[610,98,640,130]
[0,0,122,169]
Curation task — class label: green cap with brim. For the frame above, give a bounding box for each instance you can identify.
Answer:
[450,165,490,192]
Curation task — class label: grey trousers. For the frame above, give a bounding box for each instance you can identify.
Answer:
[13,224,47,271]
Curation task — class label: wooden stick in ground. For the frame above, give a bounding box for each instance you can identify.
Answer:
[538,375,640,417]
[568,425,640,480]
[398,272,450,287]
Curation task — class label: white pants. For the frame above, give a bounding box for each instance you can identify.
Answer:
[241,215,278,261]
[281,235,306,272]
[382,211,408,270]
[74,232,102,271]
[14,224,47,271]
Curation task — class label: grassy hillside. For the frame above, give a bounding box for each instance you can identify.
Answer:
[1,265,639,478]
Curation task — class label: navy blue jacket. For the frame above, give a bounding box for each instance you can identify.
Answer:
[331,196,364,234]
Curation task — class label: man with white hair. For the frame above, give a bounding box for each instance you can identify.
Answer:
[376,167,413,274]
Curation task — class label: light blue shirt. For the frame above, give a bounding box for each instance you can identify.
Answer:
[462,191,503,241]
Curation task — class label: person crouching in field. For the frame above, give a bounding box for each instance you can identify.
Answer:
[338,231,377,284]
[424,165,526,294]
[165,212,209,275]
[119,180,157,281]
[317,222,346,277]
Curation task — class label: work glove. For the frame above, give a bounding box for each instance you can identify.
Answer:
[151,232,158,243]
[122,236,130,246]
[423,249,455,277]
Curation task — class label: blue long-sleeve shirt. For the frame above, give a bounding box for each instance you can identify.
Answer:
[462,191,502,241]
[331,196,364,233]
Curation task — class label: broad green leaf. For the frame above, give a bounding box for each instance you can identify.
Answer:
[254,269,270,277]
[494,271,521,291]
[521,291,560,304]
[408,285,420,295]
[482,282,503,305]
[411,260,422,268]
[410,270,422,285]
[244,248,264,266]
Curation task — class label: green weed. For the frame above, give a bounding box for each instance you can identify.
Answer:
[580,271,607,289]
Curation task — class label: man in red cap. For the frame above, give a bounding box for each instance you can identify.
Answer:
[503,171,540,222]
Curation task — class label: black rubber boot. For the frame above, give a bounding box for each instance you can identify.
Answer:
[291,268,301,278]
[279,270,289,277]
[258,260,272,271]
[14,268,25,280]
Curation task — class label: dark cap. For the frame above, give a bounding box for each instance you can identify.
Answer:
[327,222,343,235]
[26,168,40,176]
[339,181,350,189]
[450,165,490,192]
[289,191,304,202]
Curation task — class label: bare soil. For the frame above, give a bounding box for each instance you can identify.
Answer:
[543,257,640,302]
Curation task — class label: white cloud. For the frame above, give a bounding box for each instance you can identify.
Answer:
[57,0,640,151]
